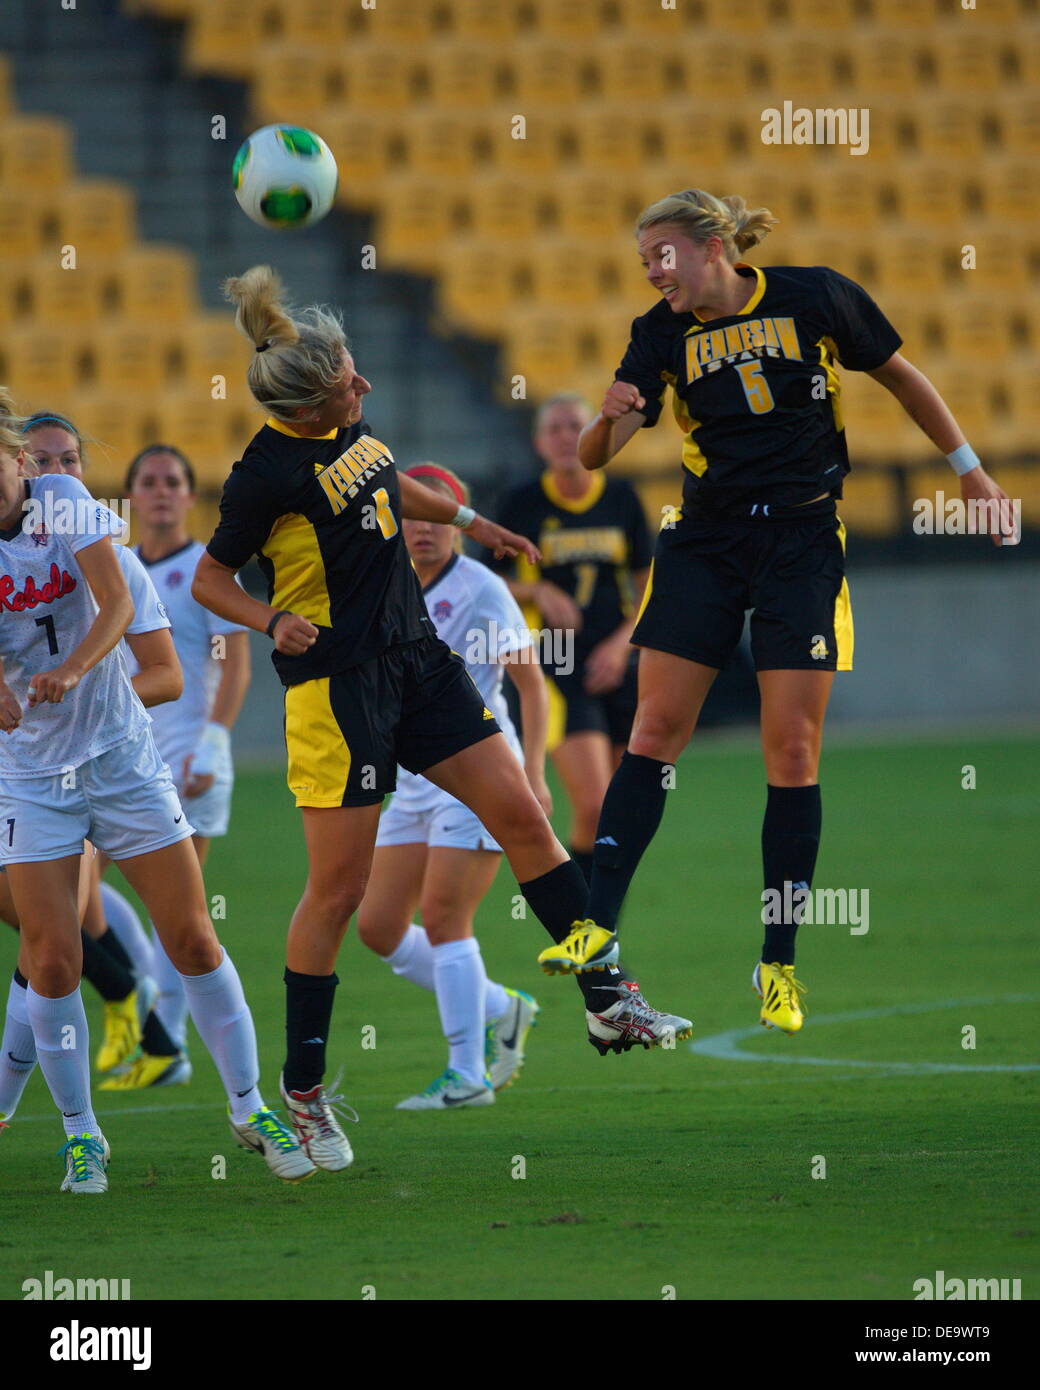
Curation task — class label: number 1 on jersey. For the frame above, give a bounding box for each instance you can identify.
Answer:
[34,614,59,655]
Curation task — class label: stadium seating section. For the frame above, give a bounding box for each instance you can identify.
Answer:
[2,0,1037,533]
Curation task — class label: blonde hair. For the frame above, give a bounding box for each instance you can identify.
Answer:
[534,392,593,432]
[635,189,777,262]
[223,264,349,422]
[0,387,27,458]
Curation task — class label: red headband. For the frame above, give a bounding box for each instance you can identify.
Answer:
[404,464,466,508]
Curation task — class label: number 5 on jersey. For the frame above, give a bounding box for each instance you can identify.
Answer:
[735,360,775,415]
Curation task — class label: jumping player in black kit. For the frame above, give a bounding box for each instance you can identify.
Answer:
[537,188,1014,1034]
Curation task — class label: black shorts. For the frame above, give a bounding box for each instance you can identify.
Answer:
[547,656,638,748]
[283,636,500,808]
[632,506,853,672]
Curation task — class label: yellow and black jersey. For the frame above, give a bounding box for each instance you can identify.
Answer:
[618,264,902,518]
[207,416,432,686]
[492,472,652,658]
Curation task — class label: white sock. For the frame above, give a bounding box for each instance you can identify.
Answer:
[100,881,156,982]
[432,938,487,1087]
[26,984,97,1138]
[387,924,510,1023]
[0,975,37,1119]
[177,948,261,1123]
[150,928,189,1050]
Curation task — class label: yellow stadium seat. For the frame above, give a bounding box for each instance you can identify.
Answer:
[0,115,72,191]
[894,161,970,225]
[796,234,873,284]
[785,0,861,28]
[313,109,399,192]
[344,43,418,110]
[836,469,900,537]
[423,42,504,108]
[936,297,1021,364]
[571,107,648,173]
[467,175,542,242]
[871,235,947,296]
[108,245,198,323]
[252,46,342,123]
[673,41,753,101]
[0,191,57,259]
[603,250,657,306]
[845,31,923,95]
[56,181,135,258]
[991,93,1040,157]
[655,106,736,173]
[931,28,1008,93]
[184,0,274,79]
[547,170,635,239]
[486,111,564,176]
[444,0,521,40]
[528,0,608,37]
[811,169,883,229]
[399,110,480,179]
[505,309,587,399]
[954,233,1027,292]
[1014,29,1040,85]
[151,390,240,480]
[871,0,941,24]
[698,0,773,30]
[927,367,997,442]
[985,464,1040,526]
[914,97,988,159]
[837,372,930,462]
[171,313,254,398]
[978,158,1040,220]
[64,393,155,482]
[268,0,350,44]
[613,0,690,34]
[437,239,528,336]
[364,0,437,41]
[378,177,461,270]
[595,40,672,102]
[28,257,107,324]
[508,39,586,105]
[0,264,28,326]
[761,34,845,95]
[91,322,170,395]
[1000,360,1040,450]
[4,327,84,400]
[528,237,606,309]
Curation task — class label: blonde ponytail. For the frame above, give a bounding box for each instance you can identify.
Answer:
[0,387,27,457]
[224,264,348,422]
[636,188,778,262]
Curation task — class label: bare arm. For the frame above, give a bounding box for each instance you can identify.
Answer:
[579,382,649,470]
[503,652,552,816]
[209,630,251,730]
[27,537,134,707]
[124,628,183,708]
[399,472,541,564]
[192,551,318,657]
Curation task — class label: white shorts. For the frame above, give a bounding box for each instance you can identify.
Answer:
[174,752,233,839]
[376,793,503,853]
[0,728,195,866]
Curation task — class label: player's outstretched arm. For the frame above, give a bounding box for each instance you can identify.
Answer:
[192,551,317,656]
[27,536,134,707]
[124,628,183,707]
[868,352,1016,547]
[399,472,541,564]
[579,382,647,471]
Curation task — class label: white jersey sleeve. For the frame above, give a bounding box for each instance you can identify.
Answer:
[118,547,171,635]
[473,568,533,661]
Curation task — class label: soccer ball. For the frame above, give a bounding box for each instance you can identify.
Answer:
[231,124,338,229]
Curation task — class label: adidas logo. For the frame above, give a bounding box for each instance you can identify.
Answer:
[301,1037,324,1045]
[595,836,618,846]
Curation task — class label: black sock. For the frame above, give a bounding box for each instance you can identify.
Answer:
[569,846,594,886]
[96,925,133,973]
[760,784,822,967]
[588,752,671,930]
[80,930,134,1003]
[141,1010,178,1058]
[520,860,631,1010]
[283,967,338,1093]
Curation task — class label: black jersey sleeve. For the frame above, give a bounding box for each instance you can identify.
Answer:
[615,314,671,427]
[620,480,654,571]
[822,269,903,372]
[206,462,284,572]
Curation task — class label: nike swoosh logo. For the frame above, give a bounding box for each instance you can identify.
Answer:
[8,1052,34,1064]
[174,814,183,824]
[500,1003,522,1051]
[443,1088,486,1106]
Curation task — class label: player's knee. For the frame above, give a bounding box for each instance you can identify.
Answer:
[629,708,688,761]
[31,951,80,998]
[420,899,466,945]
[355,910,396,956]
[311,877,366,931]
[163,926,222,976]
[766,733,819,785]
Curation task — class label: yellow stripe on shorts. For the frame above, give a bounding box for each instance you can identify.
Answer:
[834,519,854,671]
[284,677,351,808]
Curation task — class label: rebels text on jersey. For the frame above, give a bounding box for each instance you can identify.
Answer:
[207,417,432,687]
[0,473,149,777]
[617,264,902,516]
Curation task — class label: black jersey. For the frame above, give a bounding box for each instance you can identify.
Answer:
[493,472,653,658]
[206,416,432,686]
[617,264,902,517]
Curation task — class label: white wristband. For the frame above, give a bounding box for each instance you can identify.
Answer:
[190,721,231,779]
[451,505,476,529]
[947,444,981,477]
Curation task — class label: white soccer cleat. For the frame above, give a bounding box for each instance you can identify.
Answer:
[279,1071,357,1172]
[586,981,693,1055]
[485,987,539,1091]
[229,1105,317,1183]
[59,1132,110,1194]
[134,973,159,1030]
[395,1068,495,1111]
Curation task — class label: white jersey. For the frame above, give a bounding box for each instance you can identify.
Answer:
[392,554,530,815]
[117,546,170,638]
[0,473,149,778]
[126,540,246,778]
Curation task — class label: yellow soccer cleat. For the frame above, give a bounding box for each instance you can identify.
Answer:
[537,920,619,975]
[753,961,807,1035]
[95,992,141,1073]
[99,1052,190,1090]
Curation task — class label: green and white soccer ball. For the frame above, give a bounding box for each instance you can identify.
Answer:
[232,124,338,229]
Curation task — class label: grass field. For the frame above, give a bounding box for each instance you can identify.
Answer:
[3,731,1038,1302]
